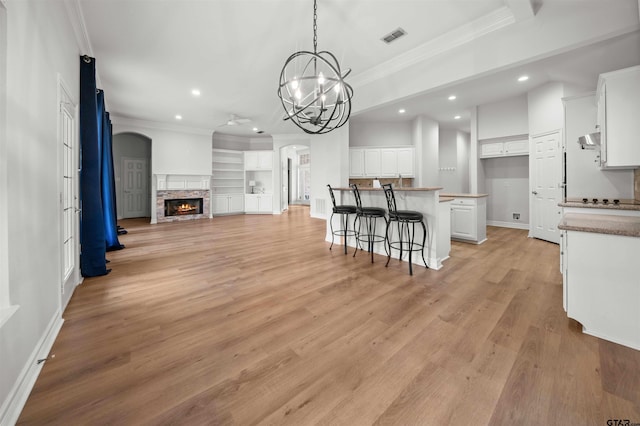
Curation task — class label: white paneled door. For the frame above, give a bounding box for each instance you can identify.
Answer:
[123,158,148,218]
[59,81,77,307]
[531,131,562,244]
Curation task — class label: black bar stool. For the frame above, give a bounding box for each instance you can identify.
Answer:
[382,183,428,275]
[351,184,388,263]
[327,184,357,255]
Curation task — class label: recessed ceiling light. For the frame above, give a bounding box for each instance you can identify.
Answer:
[448,95,456,100]
[292,146,297,149]
[517,75,529,82]
[398,109,406,114]
[175,114,182,120]
[454,115,461,120]
[191,89,201,96]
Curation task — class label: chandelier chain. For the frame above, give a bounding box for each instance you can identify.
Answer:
[313,0,318,53]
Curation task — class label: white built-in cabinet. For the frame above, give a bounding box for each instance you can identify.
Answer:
[450,197,487,244]
[245,150,273,170]
[212,194,244,215]
[349,147,415,178]
[211,149,245,215]
[244,194,273,214]
[244,150,273,214]
[596,65,640,168]
[479,136,529,159]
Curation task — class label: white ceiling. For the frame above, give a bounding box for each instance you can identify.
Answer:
[77,0,640,138]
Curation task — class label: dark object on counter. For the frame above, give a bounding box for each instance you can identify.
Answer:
[593,198,598,204]
[603,199,609,204]
[582,198,588,203]
[614,199,620,205]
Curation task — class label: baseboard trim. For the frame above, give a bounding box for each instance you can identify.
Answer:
[0,312,64,426]
[487,220,529,230]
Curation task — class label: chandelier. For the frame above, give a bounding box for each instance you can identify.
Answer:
[277,0,353,134]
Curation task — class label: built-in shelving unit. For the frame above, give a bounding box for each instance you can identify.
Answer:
[211,148,245,215]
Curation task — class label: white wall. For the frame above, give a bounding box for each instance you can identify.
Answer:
[528,82,564,136]
[478,95,528,139]
[456,131,470,193]
[413,116,439,186]
[212,132,273,151]
[484,156,530,227]
[1,1,81,423]
[349,121,412,147]
[113,133,152,219]
[308,126,350,219]
[563,93,634,199]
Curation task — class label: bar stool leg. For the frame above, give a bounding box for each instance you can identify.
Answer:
[342,212,349,255]
[421,220,428,268]
[329,212,336,251]
[385,219,392,268]
[409,222,415,275]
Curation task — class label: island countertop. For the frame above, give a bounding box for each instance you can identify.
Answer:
[558,213,640,238]
[333,187,442,192]
[440,193,489,198]
[559,199,640,211]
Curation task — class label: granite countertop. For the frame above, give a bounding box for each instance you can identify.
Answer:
[559,200,640,211]
[333,187,442,192]
[558,213,640,237]
[440,193,489,198]
[439,197,455,203]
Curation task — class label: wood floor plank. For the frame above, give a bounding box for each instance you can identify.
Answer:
[17,210,640,425]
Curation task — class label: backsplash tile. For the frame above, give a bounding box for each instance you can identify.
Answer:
[349,177,414,188]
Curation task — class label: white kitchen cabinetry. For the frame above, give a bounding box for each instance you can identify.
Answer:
[364,149,381,177]
[349,149,365,177]
[212,194,244,215]
[349,147,415,178]
[245,151,273,170]
[450,197,487,244]
[563,229,640,350]
[480,137,529,159]
[396,148,414,176]
[245,194,273,214]
[596,65,640,168]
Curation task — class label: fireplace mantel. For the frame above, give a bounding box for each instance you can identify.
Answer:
[155,174,211,191]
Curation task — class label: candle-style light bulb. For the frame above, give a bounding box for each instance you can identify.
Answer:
[291,78,299,90]
[318,72,325,85]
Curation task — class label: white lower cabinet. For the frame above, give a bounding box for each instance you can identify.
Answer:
[212,194,244,215]
[564,230,640,350]
[450,197,487,244]
[245,194,273,214]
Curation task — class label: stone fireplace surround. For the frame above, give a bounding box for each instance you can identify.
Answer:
[154,174,211,223]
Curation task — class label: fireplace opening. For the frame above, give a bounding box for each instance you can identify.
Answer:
[164,198,203,217]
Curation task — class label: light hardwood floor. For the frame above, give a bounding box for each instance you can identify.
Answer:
[18,206,640,425]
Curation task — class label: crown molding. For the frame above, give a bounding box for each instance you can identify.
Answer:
[111,115,214,136]
[349,6,516,89]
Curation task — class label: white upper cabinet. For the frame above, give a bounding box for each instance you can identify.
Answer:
[349,149,365,177]
[350,147,415,178]
[364,149,381,177]
[396,148,414,177]
[597,65,640,168]
[244,150,273,170]
[480,136,529,159]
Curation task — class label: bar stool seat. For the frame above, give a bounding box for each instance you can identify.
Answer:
[382,183,428,275]
[327,184,357,255]
[351,184,388,263]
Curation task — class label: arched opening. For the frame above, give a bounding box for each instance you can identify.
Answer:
[279,144,311,212]
[112,132,152,219]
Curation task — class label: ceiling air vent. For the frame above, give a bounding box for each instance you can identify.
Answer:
[381,27,407,44]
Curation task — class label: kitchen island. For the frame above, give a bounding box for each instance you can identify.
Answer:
[328,187,451,270]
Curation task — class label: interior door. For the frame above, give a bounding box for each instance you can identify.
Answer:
[531,131,562,244]
[122,158,148,218]
[60,87,77,307]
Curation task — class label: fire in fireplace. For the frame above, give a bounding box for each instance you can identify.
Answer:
[164,198,203,217]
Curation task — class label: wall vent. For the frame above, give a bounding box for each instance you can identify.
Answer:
[315,198,326,215]
[381,27,407,44]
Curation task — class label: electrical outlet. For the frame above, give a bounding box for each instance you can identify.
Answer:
[513,213,520,220]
